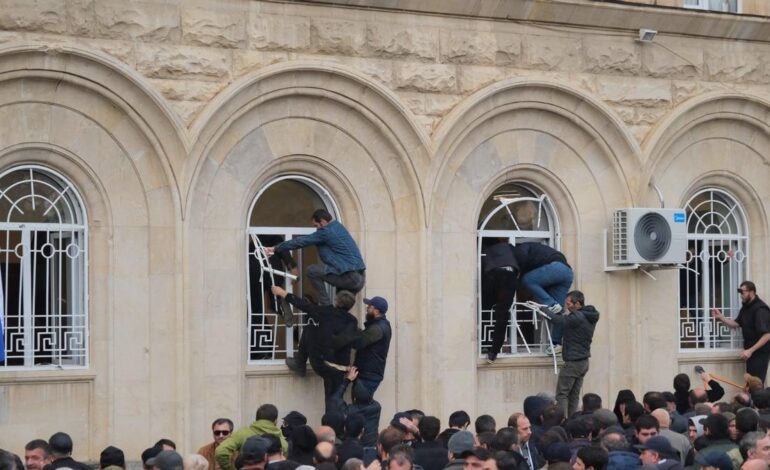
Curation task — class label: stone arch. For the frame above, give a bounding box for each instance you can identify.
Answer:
[425,79,641,420]
[643,92,770,284]
[0,45,183,455]
[184,63,429,438]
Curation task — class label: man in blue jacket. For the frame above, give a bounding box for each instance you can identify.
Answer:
[267,209,365,306]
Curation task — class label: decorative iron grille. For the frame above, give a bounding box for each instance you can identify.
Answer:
[477,183,560,358]
[679,188,747,350]
[0,166,88,369]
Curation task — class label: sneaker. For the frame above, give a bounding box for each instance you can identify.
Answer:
[545,344,562,355]
[285,357,306,377]
[486,351,498,364]
[548,303,563,314]
[279,298,294,328]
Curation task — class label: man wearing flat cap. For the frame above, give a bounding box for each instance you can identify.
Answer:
[634,436,683,470]
[352,296,392,396]
[147,451,183,470]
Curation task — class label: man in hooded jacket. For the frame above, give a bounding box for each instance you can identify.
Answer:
[539,290,600,417]
[327,366,382,450]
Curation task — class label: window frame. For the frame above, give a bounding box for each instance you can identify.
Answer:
[683,0,740,13]
[245,175,341,364]
[678,187,748,352]
[0,165,89,370]
[476,186,561,358]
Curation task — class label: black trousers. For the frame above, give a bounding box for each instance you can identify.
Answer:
[747,349,770,383]
[484,268,517,355]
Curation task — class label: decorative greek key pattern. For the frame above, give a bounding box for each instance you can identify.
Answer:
[0,166,88,369]
[679,188,747,351]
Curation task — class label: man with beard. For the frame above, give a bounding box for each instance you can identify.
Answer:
[352,296,392,396]
[712,281,770,382]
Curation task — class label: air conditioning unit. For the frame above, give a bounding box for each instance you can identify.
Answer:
[612,208,687,264]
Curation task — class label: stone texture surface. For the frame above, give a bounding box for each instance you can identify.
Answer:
[705,50,769,82]
[66,0,95,36]
[525,35,582,71]
[0,0,67,34]
[394,63,457,92]
[583,38,640,74]
[182,6,247,48]
[310,19,366,55]
[367,23,438,61]
[495,33,522,65]
[248,13,310,51]
[642,44,702,79]
[440,30,496,65]
[95,1,180,42]
[137,45,230,80]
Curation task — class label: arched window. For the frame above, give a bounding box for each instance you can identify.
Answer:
[246,176,339,363]
[0,165,88,369]
[679,188,747,350]
[477,182,559,357]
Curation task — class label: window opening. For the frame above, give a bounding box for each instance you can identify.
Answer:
[679,188,747,350]
[477,183,560,362]
[0,165,88,369]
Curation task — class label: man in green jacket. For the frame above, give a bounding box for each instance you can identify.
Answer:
[214,404,288,470]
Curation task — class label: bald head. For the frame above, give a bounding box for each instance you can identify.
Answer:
[313,441,336,464]
[651,409,671,429]
[742,460,769,470]
[316,425,336,444]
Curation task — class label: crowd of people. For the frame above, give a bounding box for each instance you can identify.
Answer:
[5,368,770,470]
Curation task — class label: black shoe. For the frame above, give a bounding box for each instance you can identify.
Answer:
[285,357,306,377]
[280,298,294,328]
[487,351,498,364]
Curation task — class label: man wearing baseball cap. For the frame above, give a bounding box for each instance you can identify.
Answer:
[634,436,682,470]
[352,296,392,395]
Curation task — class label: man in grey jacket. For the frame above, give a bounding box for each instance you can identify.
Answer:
[540,290,600,417]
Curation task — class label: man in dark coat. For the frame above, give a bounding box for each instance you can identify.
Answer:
[481,239,520,363]
[42,433,91,470]
[352,296,392,396]
[539,290,599,417]
[327,366,382,450]
[271,286,358,411]
[712,280,770,382]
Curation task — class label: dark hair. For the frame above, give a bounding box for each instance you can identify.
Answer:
[599,431,629,452]
[567,290,585,307]
[153,439,176,450]
[566,418,592,439]
[256,404,279,422]
[475,415,497,434]
[24,441,51,457]
[311,209,333,223]
[48,433,73,456]
[418,416,441,441]
[387,444,414,466]
[673,373,691,392]
[625,401,645,423]
[212,418,234,431]
[643,392,667,412]
[613,390,636,423]
[334,291,356,311]
[449,410,471,428]
[0,450,18,470]
[406,409,425,421]
[704,414,730,440]
[634,414,659,432]
[378,427,404,454]
[262,435,282,455]
[576,446,608,470]
[752,389,770,410]
[99,446,125,469]
[661,391,675,404]
[741,281,757,293]
[491,427,518,452]
[492,450,523,470]
[582,393,602,412]
[735,392,753,409]
[344,413,366,439]
[543,404,565,428]
[478,431,496,448]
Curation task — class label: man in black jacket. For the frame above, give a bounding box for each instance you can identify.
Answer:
[481,239,519,363]
[42,433,91,470]
[712,280,770,382]
[271,286,358,411]
[327,366,382,451]
[353,296,392,396]
[540,290,599,417]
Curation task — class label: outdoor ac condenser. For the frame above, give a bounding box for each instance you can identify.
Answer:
[612,208,687,264]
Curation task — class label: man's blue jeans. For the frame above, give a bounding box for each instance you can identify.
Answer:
[520,261,573,344]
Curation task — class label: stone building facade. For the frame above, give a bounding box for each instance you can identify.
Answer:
[0,0,769,461]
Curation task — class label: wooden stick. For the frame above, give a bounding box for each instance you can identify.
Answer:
[708,373,744,389]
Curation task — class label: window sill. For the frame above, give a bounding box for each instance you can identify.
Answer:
[245,364,309,378]
[0,368,95,384]
[478,355,559,370]
[678,351,742,363]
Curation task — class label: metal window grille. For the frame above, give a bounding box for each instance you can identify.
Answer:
[679,188,747,351]
[246,176,339,363]
[0,166,88,369]
[477,184,560,358]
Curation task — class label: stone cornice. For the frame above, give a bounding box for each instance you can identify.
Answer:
[282,0,770,42]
